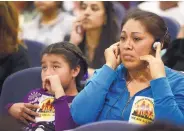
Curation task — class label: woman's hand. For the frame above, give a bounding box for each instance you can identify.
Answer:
[43,75,65,99]
[8,103,39,124]
[70,15,86,46]
[105,42,121,70]
[140,42,166,79]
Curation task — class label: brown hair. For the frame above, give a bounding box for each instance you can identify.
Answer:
[0,2,19,53]
[121,9,171,49]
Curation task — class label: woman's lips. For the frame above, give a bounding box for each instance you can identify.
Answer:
[123,54,134,60]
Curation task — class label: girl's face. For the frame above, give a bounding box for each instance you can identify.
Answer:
[41,54,79,90]
[119,19,155,70]
[79,1,106,30]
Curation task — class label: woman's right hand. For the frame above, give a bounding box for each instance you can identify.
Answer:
[105,42,121,70]
[70,15,85,46]
[8,103,39,124]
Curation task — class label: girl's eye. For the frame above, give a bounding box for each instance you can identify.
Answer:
[42,66,47,71]
[53,66,60,69]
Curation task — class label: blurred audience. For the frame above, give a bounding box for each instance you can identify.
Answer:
[112,1,126,31]
[13,1,38,28]
[63,1,81,16]
[162,38,184,71]
[70,1,119,76]
[138,1,184,26]
[20,1,74,45]
[177,26,184,39]
[0,2,30,95]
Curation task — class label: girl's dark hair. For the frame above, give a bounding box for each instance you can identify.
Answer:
[79,1,119,68]
[41,41,88,91]
[121,9,171,49]
[0,1,19,53]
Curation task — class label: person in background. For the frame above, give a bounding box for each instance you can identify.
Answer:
[138,1,184,26]
[70,1,119,77]
[71,9,184,126]
[0,1,29,95]
[162,38,184,71]
[21,1,74,45]
[6,42,88,131]
[13,1,38,28]
[177,26,184,39]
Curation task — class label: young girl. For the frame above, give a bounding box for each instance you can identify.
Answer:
[7,42,88,131]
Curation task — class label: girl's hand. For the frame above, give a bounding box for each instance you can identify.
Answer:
[43,75,65,98]
[8,103,39,124]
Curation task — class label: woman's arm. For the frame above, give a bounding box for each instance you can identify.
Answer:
[71,65,117,125]
[151,76,184,125]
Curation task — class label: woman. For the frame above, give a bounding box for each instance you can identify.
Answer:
[0,2,29,95]
[21,1,74,45]
[70,1,119,76]
[71,9,184,125]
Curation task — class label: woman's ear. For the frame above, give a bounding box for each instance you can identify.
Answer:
[72,65,81,78]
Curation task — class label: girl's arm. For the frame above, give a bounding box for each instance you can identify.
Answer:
[53,96,77,131]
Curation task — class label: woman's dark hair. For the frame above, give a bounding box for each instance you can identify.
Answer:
[0,1,19,53]
[41,41,88,91]
[121,9,171,49]
[79,1,119,68]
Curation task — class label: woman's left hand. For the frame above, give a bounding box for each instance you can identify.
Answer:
[140,42,166,80]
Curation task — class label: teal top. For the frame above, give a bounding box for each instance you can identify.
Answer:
[71,64,184,125]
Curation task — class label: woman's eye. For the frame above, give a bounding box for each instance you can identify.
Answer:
[91,6,99,11]
[134,37,141,41]
[80,4,87,10]
[120,36,126,41]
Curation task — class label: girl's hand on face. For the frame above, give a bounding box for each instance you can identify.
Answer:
[70,15,86,46]
[105,42,121,70]
[8,103,39,124]
[43,75,65,98]
[140,42,166,80]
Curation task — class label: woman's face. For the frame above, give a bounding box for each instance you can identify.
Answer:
[34,1,58,12]
[119,19,155,70]
[79,1,106,30]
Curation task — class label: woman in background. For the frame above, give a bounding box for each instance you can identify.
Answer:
[0,1,29,95]
[70,1,119,76]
